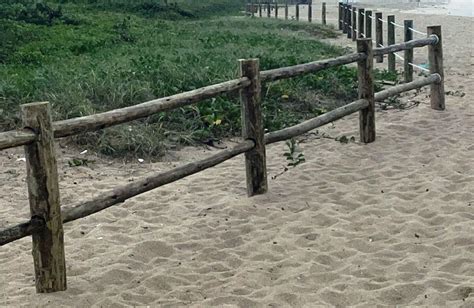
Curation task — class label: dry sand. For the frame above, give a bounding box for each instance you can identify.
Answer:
[1,3,473,307]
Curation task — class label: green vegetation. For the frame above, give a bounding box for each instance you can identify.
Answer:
[0,0,395,158]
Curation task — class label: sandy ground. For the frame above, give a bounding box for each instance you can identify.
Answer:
[1,3,473,307]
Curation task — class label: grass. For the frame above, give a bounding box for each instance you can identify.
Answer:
[0,0,396,158]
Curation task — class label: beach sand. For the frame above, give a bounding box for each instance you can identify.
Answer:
[1,3,473,307]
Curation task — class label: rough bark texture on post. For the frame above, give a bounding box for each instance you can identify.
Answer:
[357,40,376,143]
[296,3,299,21]
[308,1,312,23]
[365,10,372,38]
[427,26,445,110]
[358,8,365,38]
[375,12,383,62]
[342,5,348,33]
[404,20,414,82]
[387,15,395,72]
[239,59,267,196]
[285,1,288,20]
[346,5,352,38]
[351,7,357,41]
[21,102,66,293]
[322,2,326,25]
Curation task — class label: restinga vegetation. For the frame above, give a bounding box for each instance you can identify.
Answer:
[0,0,395,157]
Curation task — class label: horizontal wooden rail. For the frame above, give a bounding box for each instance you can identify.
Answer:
[53,77,251,138]
[373,35,438,56]
[0,140,254,246]
[260,53,367,82]
[265,99,369,145]
[0,129,36,151]
[374,73,441,102]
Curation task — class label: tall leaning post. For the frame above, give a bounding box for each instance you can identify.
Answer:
[387,15,395,72]
[296,2,300,21]
[404,20,414,82]
[375,12,383,62]
[365,10,372,38]
[358,8,365,38]
[351,6,357,41]
[239,59,268,196]
[427,26,445,110]
[357,40,376,143]
[308,0,312,23]
[322,2,326,25]
[346,5,352,39]
[21,102,67,293]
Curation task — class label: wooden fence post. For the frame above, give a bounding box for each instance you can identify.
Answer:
[259,1,262,17]
[358,8,365,38]
[351,7,357,41]
[338,2,342,30]
[275,2,278,18]
[308,0,312,23]
[375,12,383,62]
[365,10,372,38]
[285,0,288,20]
[322,2,326,25]
[21,102,67,293]
[357,40,376,143]
[387,15,395,72]
[342,4,348,33]
[427,26,445,110]
[346,5,352,38]
[251,0,255,17]
[267,2,271,18]
[404,20,414,82]
[239,59,267,196]
[296,3,299,21]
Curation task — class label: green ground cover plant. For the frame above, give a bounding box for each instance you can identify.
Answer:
[0,0,396,157]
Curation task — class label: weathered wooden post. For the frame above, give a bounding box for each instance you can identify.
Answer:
[296,2,300,21]
[404,20,414,82]
[322,2,326,25]
[267,2,271,18]
[375,12,383,62]
[357,40,376,143]
[342,4,348,34]
[358,8,365,38]
[21,102,67,293]
[387,15,395,72]
[251,0,255,17]
[275,2,278,18]
[239,59,267,196]
[365,10,372,38]
[308,0,312,23]
[258,1,262,17]
[285,0,288,20]
[427,26,445,110]
[346,5,352,38]
[351,7,357,41]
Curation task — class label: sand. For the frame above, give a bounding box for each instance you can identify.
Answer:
[1,3,473,307]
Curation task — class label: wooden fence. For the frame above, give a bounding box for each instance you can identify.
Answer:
[0,21,444,293]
